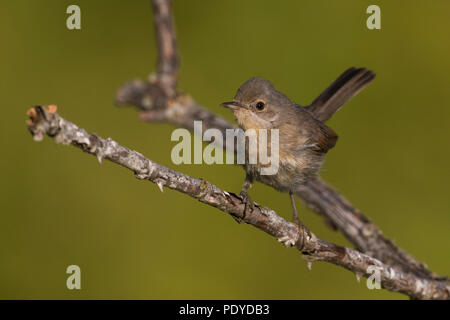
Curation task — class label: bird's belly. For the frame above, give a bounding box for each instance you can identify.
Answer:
[245,161,310,194]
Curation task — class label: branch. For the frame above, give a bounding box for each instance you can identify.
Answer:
[115,0,179,117]
[115,0,445,282]
[152,0,179,98]
[26,105,450,300]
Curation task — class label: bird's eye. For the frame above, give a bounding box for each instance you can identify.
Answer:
[255,101,265,111]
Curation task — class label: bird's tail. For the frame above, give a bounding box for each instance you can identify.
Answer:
[306,67,375,123]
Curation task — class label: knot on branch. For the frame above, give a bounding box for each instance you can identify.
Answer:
[27,105,59,141]
[116,77,170,111]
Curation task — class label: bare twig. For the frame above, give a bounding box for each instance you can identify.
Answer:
[116,0,179,114]
[152,0,179,97]
[26,105,450,300]
[115,0,445,282]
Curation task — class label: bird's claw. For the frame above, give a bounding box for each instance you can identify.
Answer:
[235,190,254,223]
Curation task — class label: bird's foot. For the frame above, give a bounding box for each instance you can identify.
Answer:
[233,190,254,224]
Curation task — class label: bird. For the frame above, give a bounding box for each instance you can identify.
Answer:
[221,67,375,235]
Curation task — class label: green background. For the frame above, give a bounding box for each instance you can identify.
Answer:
[1,0,449,299]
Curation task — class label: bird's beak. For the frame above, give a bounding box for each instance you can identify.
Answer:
[221,101,248,110]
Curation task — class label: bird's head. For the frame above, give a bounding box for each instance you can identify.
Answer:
[221,77,293,130]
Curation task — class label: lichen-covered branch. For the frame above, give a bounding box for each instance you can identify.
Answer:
[26,105,450,300]
[115,0,445,282]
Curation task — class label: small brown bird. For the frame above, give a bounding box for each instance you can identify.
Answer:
[222,67,375,232]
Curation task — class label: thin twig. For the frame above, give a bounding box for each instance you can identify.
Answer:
[26,105,450,300]
[152,0,179,97]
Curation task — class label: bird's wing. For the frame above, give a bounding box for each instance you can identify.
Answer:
[310,120,338,153]
[290,110,338,154]
[306,67,375,123]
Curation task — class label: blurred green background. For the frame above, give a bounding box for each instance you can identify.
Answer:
[1,0,449,299]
